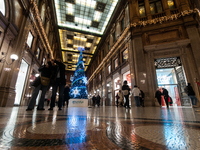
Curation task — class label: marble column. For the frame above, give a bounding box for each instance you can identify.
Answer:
[186,26,200,79]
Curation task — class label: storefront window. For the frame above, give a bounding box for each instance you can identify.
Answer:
[139,1,145,17]
[108,65,111,74]
[123,71,131,88]
[167,0,175,9]
[0,0,5,16]
[139,6,146,17]
[27,31,34,48]
[122,49,128,62]
[14,59,29,105]
[121,18,125,31]
[114,58,118,69]
[99,74,101,81]
[42,57,46,65]
[36,48,41,59]
[114,77,120,91]
[149,0,163,14]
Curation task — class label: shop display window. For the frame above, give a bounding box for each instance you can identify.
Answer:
[139,1,146,17]
[99,74,101,81]
[0,0,5,16]
[114,58,118,69]
[108,65,111,74]
[123,71,131,88]
[42,57,46,65]
[149,0,163,14]
[122,49,128,62]
[27,31,34,48]
[167,0,176,9]
[36,48,41,59]
[114,77,120,90]
[139,6,146,17]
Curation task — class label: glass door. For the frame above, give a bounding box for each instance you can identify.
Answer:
[14,59,29,105]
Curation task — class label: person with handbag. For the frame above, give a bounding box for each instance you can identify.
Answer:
[26,58,52,111]
[48,59,66,110]
[122,80,131,109]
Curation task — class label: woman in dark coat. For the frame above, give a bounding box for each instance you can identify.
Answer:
[155,88,162,107]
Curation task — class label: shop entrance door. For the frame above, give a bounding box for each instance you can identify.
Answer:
[156,67,190,107]
[14,59,29,105]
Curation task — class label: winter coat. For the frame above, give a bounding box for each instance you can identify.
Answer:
[132,88,141,97]
[122,85,130,96]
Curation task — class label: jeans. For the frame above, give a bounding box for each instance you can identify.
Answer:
[134,96,140,107]
[124,95,130,108]
[50,78,65,108]
[28,84,48,109]
[189,95,198,105]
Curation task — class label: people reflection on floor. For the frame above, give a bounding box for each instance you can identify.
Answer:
[122,80,131,109]
[96,94,101,107]
[49,59,66,111]
[132,85,141,107]
[92,95,96,107]
[26,58,52,111]
[185,83,198,107]
[138,87,145,107]
[162,88,169,108]
[118,90,124,106]
[155,88,162,107]
[45,90,52,106]
[116,93,119,107]
[63,84,70,107]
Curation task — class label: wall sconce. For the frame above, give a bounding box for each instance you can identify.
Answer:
[0,52,18,65]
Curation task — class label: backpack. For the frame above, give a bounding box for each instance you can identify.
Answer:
[122,90,129,96]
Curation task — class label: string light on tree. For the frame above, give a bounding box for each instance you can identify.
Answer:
[70,47,88,99]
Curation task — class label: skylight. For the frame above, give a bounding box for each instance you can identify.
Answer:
[54,0,119,35]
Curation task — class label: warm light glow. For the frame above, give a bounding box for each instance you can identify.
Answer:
[74,36,87,41]
[35,74,40,77]
[10,54,18,60]
[67,39,73,44]
[86,43,91,47]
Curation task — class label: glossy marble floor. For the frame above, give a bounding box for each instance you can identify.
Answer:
[0,106,200,150]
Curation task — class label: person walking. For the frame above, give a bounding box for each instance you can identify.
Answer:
[118,90,123,106]
[185,83,198,107]
[162,88,169,108]
[155,88,162,107]
[92,95,96,107]
[26,58,52,111]
[122,80,131,109]
[63,84,70,107]
[132,85,141,107]
[96,94,101,107]
[139,87,145,107]
[48,59,66,110]
[115,93,120,107]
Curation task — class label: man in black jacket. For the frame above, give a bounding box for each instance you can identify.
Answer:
[185,83,198,106]
[49,59,66,110]
[162,88,169,108]
[122,80,131,108]
[26,58,52,111]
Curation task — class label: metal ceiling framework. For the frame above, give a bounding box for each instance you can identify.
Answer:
[54,0,119,71]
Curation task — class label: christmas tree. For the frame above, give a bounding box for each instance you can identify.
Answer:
[69,47,88,99]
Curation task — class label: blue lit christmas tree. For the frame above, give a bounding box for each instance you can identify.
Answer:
[69,47,88,99]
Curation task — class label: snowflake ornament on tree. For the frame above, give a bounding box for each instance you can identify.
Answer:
[69,47,88,99]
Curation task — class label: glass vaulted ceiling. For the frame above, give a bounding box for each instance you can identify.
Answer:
[55,0,118,35]
[54,0,119,71]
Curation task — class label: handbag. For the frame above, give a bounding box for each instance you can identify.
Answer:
[40,76,50,86]
[31,76,41,87]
